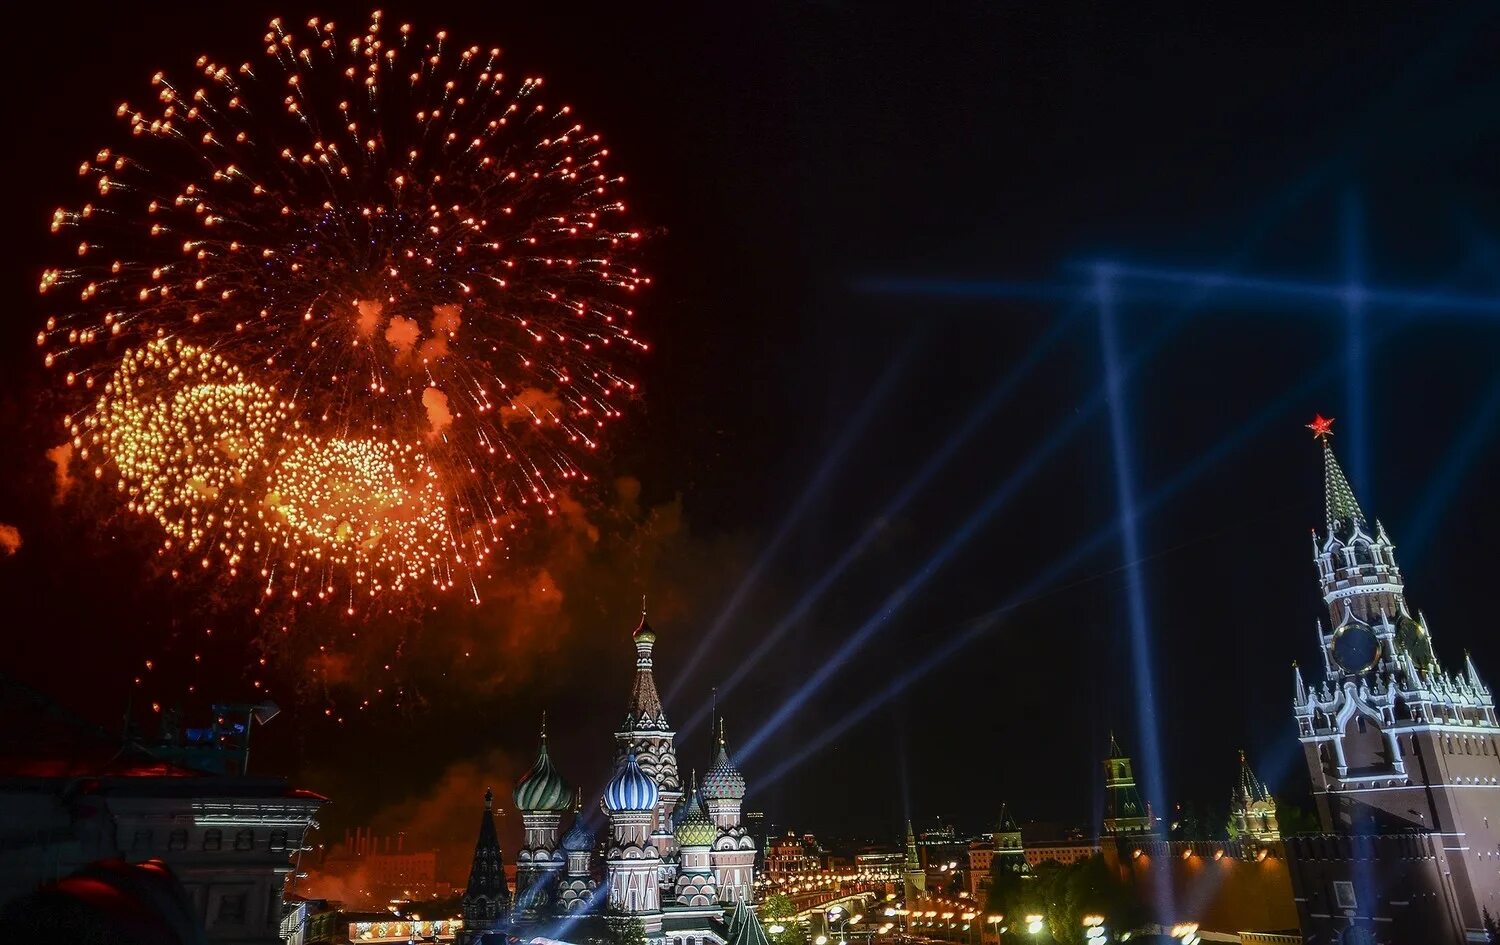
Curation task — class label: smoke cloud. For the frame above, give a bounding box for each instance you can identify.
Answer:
[0,523,20,556]
[354,300,384,339]
[422,387,453,438]
[45,443,74,503]
[504,387,565,427]
[385,316,421,356]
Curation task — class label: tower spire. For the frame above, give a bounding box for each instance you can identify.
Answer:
[1308,416,1366,534]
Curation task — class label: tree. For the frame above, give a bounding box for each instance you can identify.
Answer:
[762,893,808,945]
[600,906,647,945]
[1274,797,1323,836]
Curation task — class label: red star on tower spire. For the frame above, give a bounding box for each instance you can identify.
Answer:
[1306,413,1335,441]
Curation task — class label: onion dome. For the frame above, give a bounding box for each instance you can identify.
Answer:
[602,750,659,814]
[673,773,718,848]
[701,720,746,802]
[562,793,596,852]
[513,715,572,813]
[633,597,656,645]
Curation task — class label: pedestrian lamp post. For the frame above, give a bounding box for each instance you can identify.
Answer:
[985,915,1003,944]
[1083,914,1107,944]
[1024,914,1044,938]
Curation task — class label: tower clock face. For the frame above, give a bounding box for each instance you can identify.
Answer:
[1332,623,1380,674]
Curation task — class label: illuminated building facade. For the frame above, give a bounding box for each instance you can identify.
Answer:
[765,831,821,878]
[457,606,759,945]
[1286,429,1500,942]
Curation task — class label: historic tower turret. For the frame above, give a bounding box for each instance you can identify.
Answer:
[603,750,663,925]
[902,820,926,901]
[461,788,510,943]
[1292,414,1500,933]
[513,715,572,913]
[992,804,1025,876]
[671,772,720,907]
[1229,750,1279,842]
[615,604,683,880]
[557,792,598,914]
[702,720,755,903]
[1101,733,1154,836]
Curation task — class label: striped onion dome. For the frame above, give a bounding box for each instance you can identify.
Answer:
[513,718,572,813]
[701,720,746,802]
[562,813,595,852]
[673,775,718,848]
[602,750,659,814]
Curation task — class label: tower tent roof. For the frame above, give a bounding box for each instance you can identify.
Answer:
[1107,730,1125,759]
[464,788,509,903]
[623,606,669,732]
[726,897,771,945]
[1322,440,1367,537]
[1234,749,1272,804]
[997,803,1019,834]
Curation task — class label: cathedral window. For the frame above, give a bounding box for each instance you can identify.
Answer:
[270,829,289,852]
[168,829,188,851]
[203,829,223,851]
[234,829,255,851]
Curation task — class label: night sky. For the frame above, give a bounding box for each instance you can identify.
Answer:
[4,1,1500,870]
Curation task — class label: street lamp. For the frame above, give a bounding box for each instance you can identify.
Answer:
[1083,914,1107,944]
[1024,914,1044,937]
[1170,923,1200,945]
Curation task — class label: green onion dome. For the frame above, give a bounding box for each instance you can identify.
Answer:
[513,718,572,813]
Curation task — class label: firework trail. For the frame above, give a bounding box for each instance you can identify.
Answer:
[39,11,649,608]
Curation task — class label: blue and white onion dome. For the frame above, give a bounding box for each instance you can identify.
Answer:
[603,750,660,814]
[514,718,573,812]
[701,720,746,802]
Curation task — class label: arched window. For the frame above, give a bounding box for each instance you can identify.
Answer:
[203,829,223,852]
[234,829,255,851]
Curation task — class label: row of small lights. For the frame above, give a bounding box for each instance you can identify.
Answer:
[1132,846,1272,863]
